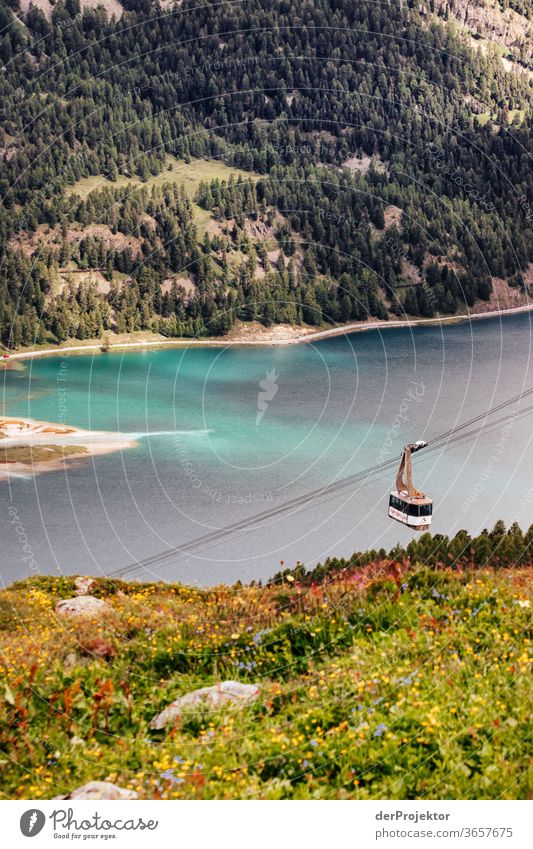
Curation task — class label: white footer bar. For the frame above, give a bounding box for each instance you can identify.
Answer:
[2,799,531,849]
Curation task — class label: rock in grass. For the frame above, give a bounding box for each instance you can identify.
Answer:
[74,576,95,596]
[55,781,137,800]
[150,681,260,730]
[55,595,110,619]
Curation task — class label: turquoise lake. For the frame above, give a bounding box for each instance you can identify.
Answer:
[2,314,533,585]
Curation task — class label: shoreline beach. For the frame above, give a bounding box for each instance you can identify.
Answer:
[2,303,532,365]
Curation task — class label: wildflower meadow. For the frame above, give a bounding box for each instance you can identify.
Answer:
[0,525,531,800]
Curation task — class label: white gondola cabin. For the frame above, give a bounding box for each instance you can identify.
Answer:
[388,440,432,531]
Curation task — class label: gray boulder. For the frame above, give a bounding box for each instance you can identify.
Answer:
[55,781,137,800]
[56,595,110,619]
[150,680,260,730]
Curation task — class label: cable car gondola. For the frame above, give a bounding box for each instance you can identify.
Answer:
[388,440,432,531]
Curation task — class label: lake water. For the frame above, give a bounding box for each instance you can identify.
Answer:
[2,314,533,586]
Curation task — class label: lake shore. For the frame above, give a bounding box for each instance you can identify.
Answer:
[2,303,533,364]
[0,416,137,481]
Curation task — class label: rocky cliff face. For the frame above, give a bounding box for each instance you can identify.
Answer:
[431,0,532,62]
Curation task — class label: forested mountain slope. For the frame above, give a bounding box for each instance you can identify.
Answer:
[0,0,532,346]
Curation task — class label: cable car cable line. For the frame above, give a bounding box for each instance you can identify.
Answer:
[111,386,533,578]
[113,399,533,579]
[113,391,533,578]
[190,405,533,562]
[117,407,531,579]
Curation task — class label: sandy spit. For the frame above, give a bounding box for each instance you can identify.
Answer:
[0,417,137,481]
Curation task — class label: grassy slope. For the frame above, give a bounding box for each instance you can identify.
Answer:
[21,155,261,310]
[64,155,259,230]
[65,156,259,199]
[0,562,531,800]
